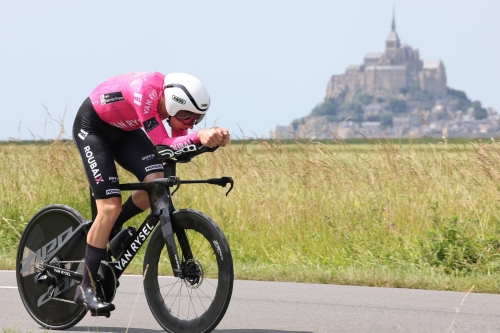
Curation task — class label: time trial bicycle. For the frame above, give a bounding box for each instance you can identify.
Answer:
[16,144,234,333]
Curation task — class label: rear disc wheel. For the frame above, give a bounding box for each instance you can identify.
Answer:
[16,205,88,329]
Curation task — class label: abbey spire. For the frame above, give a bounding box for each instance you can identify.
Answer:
[386,8,400,50]
[391,7,396,31]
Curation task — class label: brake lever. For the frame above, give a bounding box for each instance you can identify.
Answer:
[222,177,234,196]
[164,176,234,196]
[206,176,234,196]
[167,176,181,196]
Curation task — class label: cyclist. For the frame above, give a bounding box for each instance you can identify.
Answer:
[72,72,230,313]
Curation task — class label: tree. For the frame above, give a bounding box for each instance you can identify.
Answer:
[380,114,393,129]
[311,99,338,118]
[473,108,487,120]
[342,103,364,122]
[471,100,482,109]
[357,93,374,106]
[408,82,421,94]
[448,87,471,111]
[447,87,469,101]
[472,100,487,120]
[291,117,306,131]
[388,99,407,114]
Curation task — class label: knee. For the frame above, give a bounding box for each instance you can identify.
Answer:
[96,197,123,222]
[143,172,163,183]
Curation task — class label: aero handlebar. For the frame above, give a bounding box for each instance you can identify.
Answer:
[155,144,219,163]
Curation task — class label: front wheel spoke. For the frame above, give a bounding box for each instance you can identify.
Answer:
[190,288,199,318]
[185,283,191,319]
[193,246,213,262]
[204,278,218,289]
[194,288,209,312]
[195,285,214,304]
[177,282,182,318]
[169,281,183,316]
[201,260,216,272]
[188,230,198,252]
[158,280,180,290]
[185,284,198,319]
[161,279,182,306]
[191,238,205,260]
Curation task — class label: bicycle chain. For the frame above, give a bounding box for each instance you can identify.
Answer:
[45,260,114,305]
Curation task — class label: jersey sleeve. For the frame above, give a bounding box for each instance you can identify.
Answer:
[130,78,201,148]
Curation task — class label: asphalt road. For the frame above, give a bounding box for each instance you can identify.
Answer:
[1,270,500,333]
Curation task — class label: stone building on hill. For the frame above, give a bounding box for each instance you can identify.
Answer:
[272,12,498,139]
[326,15,447,103]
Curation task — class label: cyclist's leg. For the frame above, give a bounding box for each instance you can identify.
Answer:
[111,128,165,230]
[72,99,123,312]
[75,197,120,311]
[88,197,122,247]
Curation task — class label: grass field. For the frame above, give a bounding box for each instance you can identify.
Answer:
[2,137,500,293]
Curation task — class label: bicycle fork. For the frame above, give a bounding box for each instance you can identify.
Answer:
[159,211,189,279]
[151,178,194,280]
[153,174,233,280]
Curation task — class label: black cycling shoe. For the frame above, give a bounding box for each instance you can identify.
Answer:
[74,286,115,314]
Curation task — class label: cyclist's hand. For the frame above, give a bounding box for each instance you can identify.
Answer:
[198,127,230,148]
[218,127,230,147]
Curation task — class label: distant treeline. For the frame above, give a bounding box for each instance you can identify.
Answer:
[0,139,73,146]
[0,137,489,146]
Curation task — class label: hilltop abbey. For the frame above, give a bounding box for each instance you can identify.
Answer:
[273,13,498,139]
[326,15,447,103]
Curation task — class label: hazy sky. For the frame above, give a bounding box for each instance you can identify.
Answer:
[1,0,498,140]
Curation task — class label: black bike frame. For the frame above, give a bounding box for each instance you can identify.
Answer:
[44,161,186,281]
[43,159,232,283]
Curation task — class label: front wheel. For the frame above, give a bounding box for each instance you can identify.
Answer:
[143,209,234,333]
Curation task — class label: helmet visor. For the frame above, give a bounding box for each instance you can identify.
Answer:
[174,110,203,126]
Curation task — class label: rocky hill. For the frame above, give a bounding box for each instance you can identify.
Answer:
[273,14,498,139]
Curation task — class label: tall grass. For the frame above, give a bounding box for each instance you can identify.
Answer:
[2,138,500,292]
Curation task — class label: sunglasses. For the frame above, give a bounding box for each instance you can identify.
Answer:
[174,110,202,126]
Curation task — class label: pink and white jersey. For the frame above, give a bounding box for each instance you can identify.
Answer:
[88,72,200,149]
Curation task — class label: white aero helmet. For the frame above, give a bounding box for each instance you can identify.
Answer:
[163,73,210,124]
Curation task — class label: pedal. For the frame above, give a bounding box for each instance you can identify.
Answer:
[91,311,111,318]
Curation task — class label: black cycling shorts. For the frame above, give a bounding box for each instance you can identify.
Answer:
[72,98,164,199]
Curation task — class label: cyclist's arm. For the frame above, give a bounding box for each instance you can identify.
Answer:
[143,115,201,148]
[131,79,201,148]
